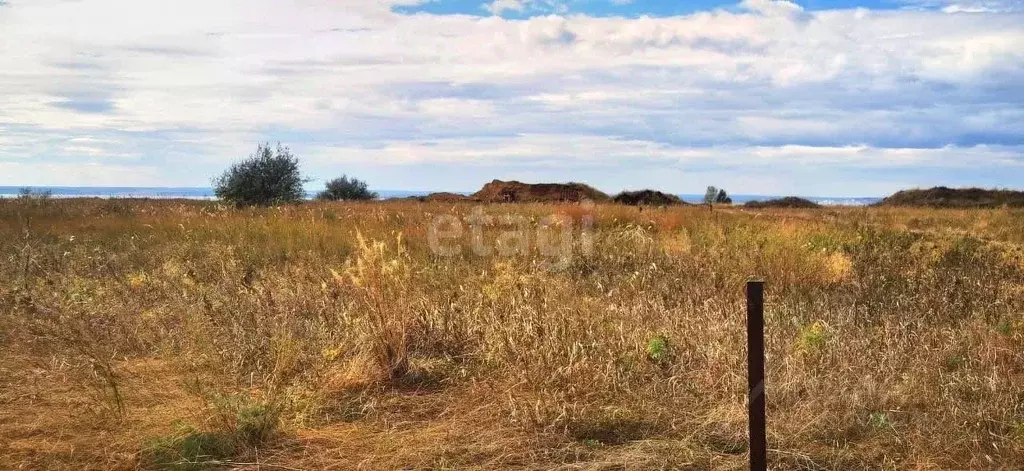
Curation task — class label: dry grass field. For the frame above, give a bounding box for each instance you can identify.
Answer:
[1,198,1023,470]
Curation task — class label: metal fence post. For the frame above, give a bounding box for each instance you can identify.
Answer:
[747,280,767,471]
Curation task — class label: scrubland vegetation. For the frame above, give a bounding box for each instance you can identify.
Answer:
[2,198,1023,469]
[878,187,1024,209]
[744,197,821,209]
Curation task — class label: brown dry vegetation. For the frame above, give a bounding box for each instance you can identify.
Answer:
[878,187,1024,208]
[1,198,1023,470]
[473,180,610,203]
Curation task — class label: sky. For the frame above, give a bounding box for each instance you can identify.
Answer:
[0,0,1022,196]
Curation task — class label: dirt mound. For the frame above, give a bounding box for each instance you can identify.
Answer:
[877,187,1024,208]
[416,192,473,202]
[472,180,609,203]
[613,190,686,206]
[745,197,821,209]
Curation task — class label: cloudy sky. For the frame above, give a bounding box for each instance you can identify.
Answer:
[1,0,1022,196]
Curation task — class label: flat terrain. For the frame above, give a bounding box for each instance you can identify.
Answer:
[1,199,1023,469]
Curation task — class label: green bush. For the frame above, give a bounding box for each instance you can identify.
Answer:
[213,143,307,207]
[645,335,672,364]
[317,175,378,201]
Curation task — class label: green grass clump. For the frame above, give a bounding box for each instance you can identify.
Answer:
[143,397,281,470]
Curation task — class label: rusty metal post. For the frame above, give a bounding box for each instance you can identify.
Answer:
[746,280,767,471]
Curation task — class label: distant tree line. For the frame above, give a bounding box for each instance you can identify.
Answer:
[213,142,737,208]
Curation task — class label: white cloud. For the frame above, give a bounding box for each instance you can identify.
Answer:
[298,134,1023,169]
[0,161,165,187]
[0,0,1021,193]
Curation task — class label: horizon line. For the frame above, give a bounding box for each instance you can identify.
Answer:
[0,185,894,199]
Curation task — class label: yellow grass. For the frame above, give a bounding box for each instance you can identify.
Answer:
[1,198,1023,469]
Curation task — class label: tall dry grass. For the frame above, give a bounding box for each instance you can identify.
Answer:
[0,198,1022,469]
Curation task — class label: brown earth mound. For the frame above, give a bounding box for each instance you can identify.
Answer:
[472,180,610,203]
[613,190,686,206]
[418,192,473,202]
[745,197,821,209]
[877,187,1024,208]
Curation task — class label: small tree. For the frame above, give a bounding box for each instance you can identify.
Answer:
[317,175,378,201]
[704,186,719,205]
[716,189,732,204]
[213,143,306,207]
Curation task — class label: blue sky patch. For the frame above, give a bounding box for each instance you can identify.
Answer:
[51,99,116,114]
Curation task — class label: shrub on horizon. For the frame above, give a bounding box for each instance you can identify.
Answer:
[317,175,378,201]
[213,143,307,207]
[716,189,732,204]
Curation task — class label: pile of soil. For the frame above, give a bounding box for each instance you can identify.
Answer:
[744,197,821,209]
[416,192,473,202]
[472,180,610,203]
[613,190,686,206]
[876,187,1024,208]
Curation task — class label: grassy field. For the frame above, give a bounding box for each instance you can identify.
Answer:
[1,198,1023,470]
